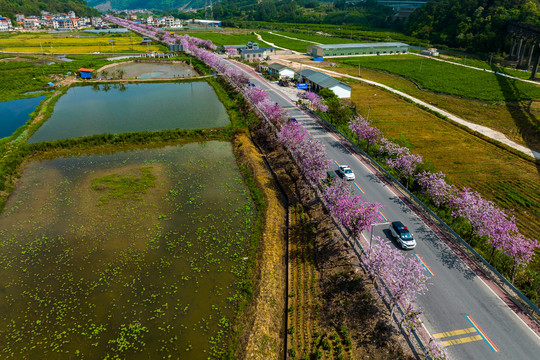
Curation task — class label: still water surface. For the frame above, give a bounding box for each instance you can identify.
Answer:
[0,141,254,358]
[28,82,229,143]
[0,96,45,139]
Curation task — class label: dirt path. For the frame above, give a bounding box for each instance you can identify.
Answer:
[254,33,301,55]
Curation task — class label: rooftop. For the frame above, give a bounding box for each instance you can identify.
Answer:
[78,68,95,72]
[297,69,350,90]
[314,42,409,50]
[268,63,293,72]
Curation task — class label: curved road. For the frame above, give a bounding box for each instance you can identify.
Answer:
[223,58,540,360]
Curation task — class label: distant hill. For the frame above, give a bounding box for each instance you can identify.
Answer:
[0,0,99,19]
[86,0,207,11]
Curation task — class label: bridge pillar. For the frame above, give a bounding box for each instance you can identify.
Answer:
[527,41,536,70]
[516,36,524,64]
[510,36,517,59]
[531,44,540,80]
[518,38,528,67]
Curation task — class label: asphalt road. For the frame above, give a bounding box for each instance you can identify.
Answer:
[223,58,540,360]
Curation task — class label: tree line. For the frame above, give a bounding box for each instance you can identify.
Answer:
[0,0,99,19]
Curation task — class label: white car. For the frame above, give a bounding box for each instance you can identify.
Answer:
[338,165,355,181]
[390,221,416,249]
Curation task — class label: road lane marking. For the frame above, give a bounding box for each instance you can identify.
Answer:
[378,211,388,222]
[465,315,500,352]
[432,327,476,339]
[441,334,483,347]
[353,182,365,194]
[414,254,435,276]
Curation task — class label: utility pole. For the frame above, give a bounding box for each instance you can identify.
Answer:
[358,63,360,76]
[419,58,423,72]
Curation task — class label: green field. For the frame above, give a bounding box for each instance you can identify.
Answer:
[258,32,309,53]
[185,32,270,47]
[239,21,422,45]
[337,55,540,103]
[271,31,359,45]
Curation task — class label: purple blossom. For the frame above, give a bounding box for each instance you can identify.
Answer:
[349,116,382,147]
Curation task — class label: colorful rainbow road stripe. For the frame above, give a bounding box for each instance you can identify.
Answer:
[465,315,499,352]
[378,211,388,222]
[414,254,435,276]
[353,182,365,194]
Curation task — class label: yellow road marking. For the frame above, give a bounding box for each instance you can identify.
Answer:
[432,327,476,339]
[441,335,483,347]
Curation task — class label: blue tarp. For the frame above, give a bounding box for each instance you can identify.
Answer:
[312,57,324,61]
[47,82,54,86]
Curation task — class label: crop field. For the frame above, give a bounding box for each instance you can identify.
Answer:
[0,141,256,359]
[241,21,421,45]
[258,32,310,53]
[346,80,540,279]
[328,63,540,151]
[288,205,353,360]
[272,31,359,45]
[337,54,540,103]
[0,32,160,53]
[185,32,269,47]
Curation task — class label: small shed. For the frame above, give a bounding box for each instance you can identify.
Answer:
[268,63,295,79]
[78,68,95,79]
[297,69,351,99]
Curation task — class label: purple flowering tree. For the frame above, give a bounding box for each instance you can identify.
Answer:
[349,115,382,149]
[366,236,430,316]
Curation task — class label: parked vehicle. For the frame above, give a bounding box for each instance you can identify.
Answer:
[337,165,355,181]
[390,221,416,249]
[287,117,297,123]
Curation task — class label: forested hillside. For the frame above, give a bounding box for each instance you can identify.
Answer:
[0,0,99,19]
[407,0,540,52]
[86,0,206,10]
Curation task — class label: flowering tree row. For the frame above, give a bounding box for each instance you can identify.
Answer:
[416,171,539,280]
[366,236,446,358]
[104,15,440,354]
[349,116,538,281]
[298,91,329,112]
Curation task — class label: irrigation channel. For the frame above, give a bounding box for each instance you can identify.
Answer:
[0,65,263,358]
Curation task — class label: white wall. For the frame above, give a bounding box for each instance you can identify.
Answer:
[279,69,295,79]
[329,84,351,99]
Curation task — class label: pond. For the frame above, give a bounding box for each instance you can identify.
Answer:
[0,96,46,139]
[103,62,198,79]
[28,82,229,143]
[0,141,256,359]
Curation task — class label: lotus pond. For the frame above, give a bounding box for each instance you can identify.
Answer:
[28,82,229,143]
[0,141,256,359]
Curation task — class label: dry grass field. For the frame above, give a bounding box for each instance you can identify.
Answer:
[346,79,539,246]
[0,32,160,53]
[332,65,540,153]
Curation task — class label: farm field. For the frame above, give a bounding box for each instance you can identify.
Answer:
[185,32,269,47]
[336,54,540,103]
[344,79,540,287]
[258,32,310,53]
[0,141,256,359]
[326,63,540,152]
[0,32,161,53]
[240,21,421,45]
[269,31,359,45]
